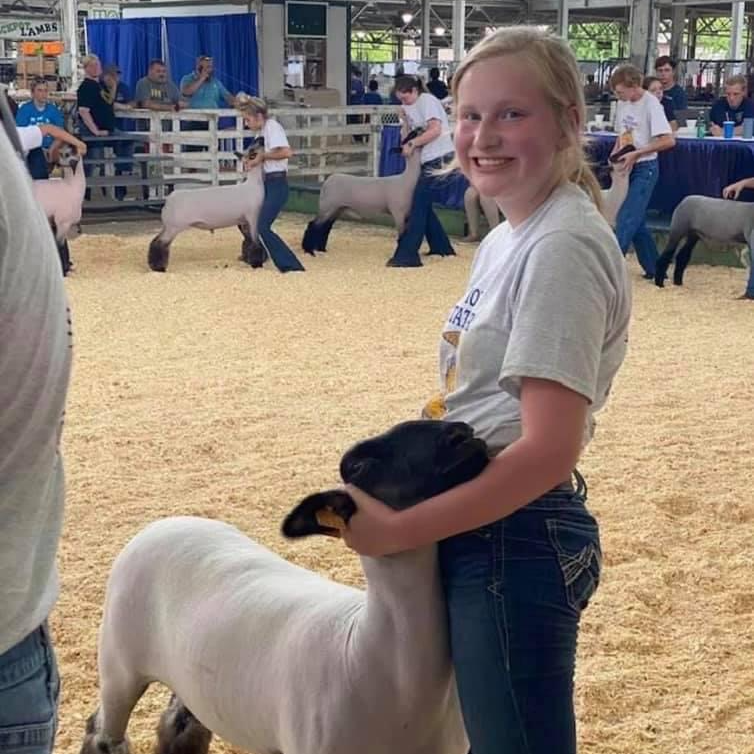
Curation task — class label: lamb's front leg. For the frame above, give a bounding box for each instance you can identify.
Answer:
[672,235,700,286]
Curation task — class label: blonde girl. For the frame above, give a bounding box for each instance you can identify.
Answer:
[236,94,304,273]
[343,26,632,754]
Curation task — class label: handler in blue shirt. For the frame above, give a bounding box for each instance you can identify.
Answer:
[708,75,754,137]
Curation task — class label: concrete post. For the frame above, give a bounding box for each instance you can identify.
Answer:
[628,0,655,73]
[421,0,431,59]
[730,1,745,60]
[670,4,686,62]
[452,0,465,62]
[557,0,569,39]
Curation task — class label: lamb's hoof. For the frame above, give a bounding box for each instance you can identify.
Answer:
[79,710,131,754]
[149,264,167,273]
[672,277,684,287]
[155,695,212,754]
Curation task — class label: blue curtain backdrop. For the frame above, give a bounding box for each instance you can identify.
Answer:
[86,18,162,92]
[85,13,258,96]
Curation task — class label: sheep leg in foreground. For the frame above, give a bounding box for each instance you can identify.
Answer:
[148,232,173,273]
[155,695,213,754]
[672,235,700,286]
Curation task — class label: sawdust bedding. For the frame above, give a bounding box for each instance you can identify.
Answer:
[51,213,754,754]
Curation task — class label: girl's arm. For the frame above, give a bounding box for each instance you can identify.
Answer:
[263,146,293,160]
[343,376,588,557]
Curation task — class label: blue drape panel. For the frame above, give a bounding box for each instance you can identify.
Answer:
[164,14,258,96]
[86,18,162,91]
[586,133,754,214]
[379,126,468,210]
[86,14,258,97]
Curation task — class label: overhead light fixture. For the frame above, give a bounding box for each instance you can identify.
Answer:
[401,12,414,24]
[434,26,446,36]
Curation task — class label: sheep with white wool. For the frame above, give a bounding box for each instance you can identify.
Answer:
[32,145,86,276]
[302,128,424,253]
[79,420,489,754]
[654,194,754,288]
[148,139,266,272]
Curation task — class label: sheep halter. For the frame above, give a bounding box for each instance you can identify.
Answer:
[316,508,347,537]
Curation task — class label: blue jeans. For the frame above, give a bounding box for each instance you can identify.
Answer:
[0,623,60,754]
[615,160,659,277]
[391,155,455,265]
[259,175,305,273]
[439,479,601,754]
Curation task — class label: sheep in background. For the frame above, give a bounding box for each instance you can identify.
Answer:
[655,194,754,288]
[302,128,424,254]
[600,163,631,228]
[79,420,489,754]
[463,186,500,242]
[147,139,266,272]
[32,145,86,276]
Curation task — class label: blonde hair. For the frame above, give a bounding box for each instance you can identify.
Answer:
[609,64,643,89]
[725,74,747,89]
[450,26,603,214]
[81,54,100,69]
[236,92,269,118]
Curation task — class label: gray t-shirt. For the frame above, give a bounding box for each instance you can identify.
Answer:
[423,182,631,452]
[134,77,181,107]
[0,130,72,654]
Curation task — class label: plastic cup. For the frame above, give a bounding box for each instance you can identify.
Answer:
[686,119,697,130]
[595,114,605,125]
[723,120,735,139]
[744,118,754,139]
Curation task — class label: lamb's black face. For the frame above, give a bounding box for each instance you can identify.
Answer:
[340,420,488,509]
[282,421,489,539]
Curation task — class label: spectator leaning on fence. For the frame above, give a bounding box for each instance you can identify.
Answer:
[135,60,182,112]
[708,75,754,137]
[76,54,132,201]
[15,77,64,179]
[180,55,234,109]
[610,64,675,280]
[654,56,687,110]
[102,64,135,133]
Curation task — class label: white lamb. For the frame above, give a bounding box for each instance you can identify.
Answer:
[79,420,490,754]
[148,140,265,272]
[32,145,86,276]
[301,128,424,253]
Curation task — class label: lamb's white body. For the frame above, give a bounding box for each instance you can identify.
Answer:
[601,166,630,228]
[32,157,86,243]
[318,149,422,231]
[96,516,467,754]
[158,168,265,244]
[301,148,423,252]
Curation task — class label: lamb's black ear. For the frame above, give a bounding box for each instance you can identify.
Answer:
[282,490,356,539]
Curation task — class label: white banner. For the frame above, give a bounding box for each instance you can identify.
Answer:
[0,18,61,40]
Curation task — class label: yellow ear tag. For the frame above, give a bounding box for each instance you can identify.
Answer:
[316,509,346,537]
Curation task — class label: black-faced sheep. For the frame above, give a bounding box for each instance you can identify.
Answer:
[79,420,489,754]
